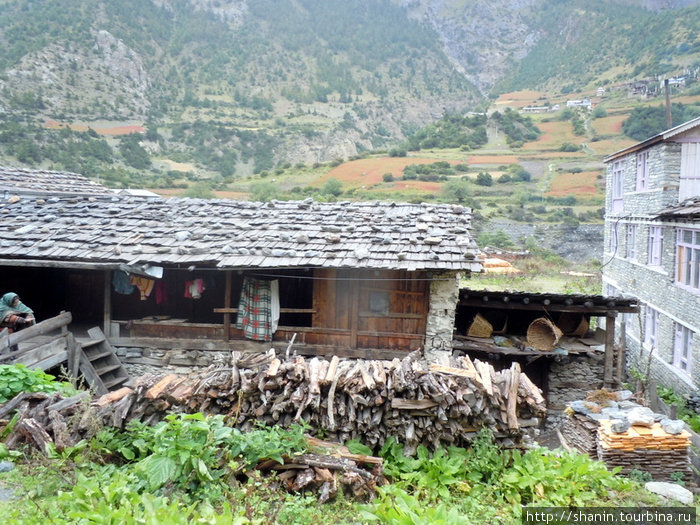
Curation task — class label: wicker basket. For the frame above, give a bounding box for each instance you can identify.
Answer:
[527,317,563,351]
[557,313,589,337]
[467,313,493,338]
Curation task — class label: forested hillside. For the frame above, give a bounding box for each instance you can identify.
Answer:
[0,0,698,182]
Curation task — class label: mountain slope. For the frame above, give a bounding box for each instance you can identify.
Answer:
[0,0,698,179]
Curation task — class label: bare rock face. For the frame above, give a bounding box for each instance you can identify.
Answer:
[94,30,150,93]
[396,0,540,93]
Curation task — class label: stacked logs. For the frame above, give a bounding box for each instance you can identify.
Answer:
[1,351,546,455]
[105,350,545,453]
[0,352,546,501]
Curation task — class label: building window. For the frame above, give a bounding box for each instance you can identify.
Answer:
[611,161,624,213]
[680,142,700,202]
[676,228,700,292]
[672,323,694,376]
[647,226,663,266]
[625,224,638,260]
[644,306,659,350]
[636,151,649,191]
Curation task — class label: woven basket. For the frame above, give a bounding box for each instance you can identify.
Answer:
[557,313,589,337]
[527,317,563,351]
[467,313,493,338]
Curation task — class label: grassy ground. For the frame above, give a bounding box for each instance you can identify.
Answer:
[468,254,602,295]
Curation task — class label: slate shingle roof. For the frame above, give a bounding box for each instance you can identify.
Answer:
[0,166,114,197]
[656,197,700,220]
[0,195,482,272]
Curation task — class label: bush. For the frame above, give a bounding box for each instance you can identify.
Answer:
[322,178,343,197]
[382,173,394,182]
[497,173,512,183]
[0,365,74,403]
[475,172,493,186]
[559,142,579,152]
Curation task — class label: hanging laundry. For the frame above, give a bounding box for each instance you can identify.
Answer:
[184,278,205,299]
[129,276,155,301]
[236,277,277,342]
[112,271,135,295]
[155,280,168,305]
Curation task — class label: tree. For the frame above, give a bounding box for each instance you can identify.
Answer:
[476,172,493,186]
[322,178,343,197]
[250,182,280,202]
[441,178,471,203]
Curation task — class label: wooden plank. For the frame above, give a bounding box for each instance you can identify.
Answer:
[391,398,439,410]
[29,350,68,371]
[429,363,480,383]
[215,308,316,314]
[6,312,72,348]
[506,362,520,431]
[78,348,108,395]
[15,336,69,368]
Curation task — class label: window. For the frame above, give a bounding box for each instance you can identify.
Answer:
[611,161,624,213]
[672,323,694,376]
[625,224,638,260]
[676,228,700,292]
[636,151,649,191]
[644,306,659,349]
[647,226,663,266]
[680,142,700,201]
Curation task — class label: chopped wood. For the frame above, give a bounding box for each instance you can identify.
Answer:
[391,398,439,410]
[144,374,179,399]
[93,387,133,408]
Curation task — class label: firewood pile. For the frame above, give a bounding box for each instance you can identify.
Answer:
[560,413,598,457]
[104,351,545,452]
[1,351,546,453]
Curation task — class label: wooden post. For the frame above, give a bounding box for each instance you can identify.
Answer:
[616,317,626,385]
[604,313,616,387]
[224,270,232,341]
[349,278,359,349]
[103,270,112,337]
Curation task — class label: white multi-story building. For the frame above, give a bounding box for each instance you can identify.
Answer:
[603,116,700,393]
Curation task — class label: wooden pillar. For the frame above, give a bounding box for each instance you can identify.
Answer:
[349,278,359,349]
[223,270,232,341]
[103,269,112,337]
[616,317,627,385]
[604,312,616,387]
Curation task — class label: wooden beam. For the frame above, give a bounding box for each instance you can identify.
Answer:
[604,313,616,386]
[223,270,232,341]
[103,269,112,337]
[458,299,638,314]
[617,318,626,385]
[5,312,72,348]
[214,308,317,314]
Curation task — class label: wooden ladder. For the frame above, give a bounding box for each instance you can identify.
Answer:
[77,327,130,395]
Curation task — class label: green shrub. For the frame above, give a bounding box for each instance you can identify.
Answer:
[0,364,74,403]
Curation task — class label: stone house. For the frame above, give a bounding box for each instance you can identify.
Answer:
[0,190,482,367]
[602,116,700,393]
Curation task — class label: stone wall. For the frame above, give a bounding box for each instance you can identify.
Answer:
[482,220,604,262]
[547,352,606,412]
[424,271,460,363]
